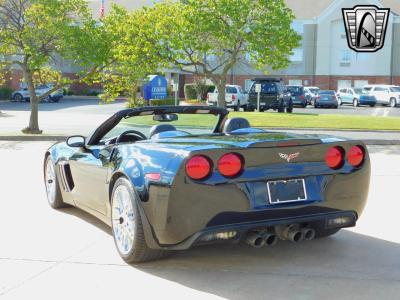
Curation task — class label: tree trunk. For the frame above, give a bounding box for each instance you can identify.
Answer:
[213,77,227,108]
[21,67,42,134]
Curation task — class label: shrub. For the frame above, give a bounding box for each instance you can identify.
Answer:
[184,83,214,101]
[0,87,14,100]
[184,84,197,100]
[150,98,179,106]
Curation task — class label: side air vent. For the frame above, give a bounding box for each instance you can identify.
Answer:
[58,162,75,192]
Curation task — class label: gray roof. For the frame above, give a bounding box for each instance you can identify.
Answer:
[88,0,400,20]
[286,0,400,19]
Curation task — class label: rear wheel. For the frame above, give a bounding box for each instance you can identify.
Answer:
[390,97,397,108]
[111,177,166,263]
[369,104,376,107]
[44,156,65,209]
[286,105,293,113]
[337,97,342,106]
[353,98,359,107]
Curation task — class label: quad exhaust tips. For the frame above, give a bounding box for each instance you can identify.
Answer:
[245,225,315,248]
[245,232,278,248]
[275,225,316,243]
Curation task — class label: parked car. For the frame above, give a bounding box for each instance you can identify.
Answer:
[247,78,293,112]
[304,87,319,105]
[363,85,400,107]
[286,85,307,107]
[207,85,248,111]
[314,90,338,108]
[336,87,377,107]
[44,105,370,262]
[11,84,63,103]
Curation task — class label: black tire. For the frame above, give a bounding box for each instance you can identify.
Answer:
[277,103,285,113]
[333,105,338,109]
[13,93,24,102]
[44,156,66,209]
[390,98,397,108]
[234,100,240,112]
[369,104,376,107]
[259,108,265,112]
[314,104,319,108]
[315,228,340,239]
[286,105,293,113]
[111,177,167,263]
[353,98,359,107]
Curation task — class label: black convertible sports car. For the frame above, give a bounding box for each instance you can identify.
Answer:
[44,106,370,262]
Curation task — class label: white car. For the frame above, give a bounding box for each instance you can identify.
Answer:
[207,85,249,111]
[12,84,64,103]
[363,85,400,107]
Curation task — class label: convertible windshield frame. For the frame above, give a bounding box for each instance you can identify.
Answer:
[86,106,228,145]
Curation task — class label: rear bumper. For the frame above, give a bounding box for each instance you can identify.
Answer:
[139,207,357,250]
[140,157,370,249]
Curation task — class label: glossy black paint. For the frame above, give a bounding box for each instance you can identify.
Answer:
[45,106,370,249]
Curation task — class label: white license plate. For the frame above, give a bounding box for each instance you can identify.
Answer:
[267,179,307,204]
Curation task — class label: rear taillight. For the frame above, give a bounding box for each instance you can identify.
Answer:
[300,95,305,100]
[325,146,344,169]
[232,95,236,100]
[347,145,365,167]
[186,155,212,180]
[332,96,337,100]
[218,153,243,178]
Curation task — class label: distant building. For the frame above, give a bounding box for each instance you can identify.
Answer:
[88,0,400,91]
[4,0,400,93]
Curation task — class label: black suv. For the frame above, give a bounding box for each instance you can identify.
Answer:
[247,78,293,113]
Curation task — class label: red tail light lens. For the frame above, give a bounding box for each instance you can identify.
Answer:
[218,153,243,177]
[347,145,365,167]
[232,95,236,100]
[325,146,344,169]
[186,155,212,180]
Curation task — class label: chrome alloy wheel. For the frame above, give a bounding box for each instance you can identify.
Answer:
[45,159,56,204]
[112,185,136,255]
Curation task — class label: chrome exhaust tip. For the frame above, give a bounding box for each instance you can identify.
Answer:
[301,228,316,241]
[245,232,265,248]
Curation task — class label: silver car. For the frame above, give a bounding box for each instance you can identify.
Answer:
[12,84,64,103]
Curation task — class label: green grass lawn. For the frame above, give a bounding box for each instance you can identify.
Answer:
[229,112,400,131]
[122,111,400,131]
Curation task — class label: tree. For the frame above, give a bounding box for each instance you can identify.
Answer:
[142,0,301,108]
[0,0,113,133]
[95,5,166,107]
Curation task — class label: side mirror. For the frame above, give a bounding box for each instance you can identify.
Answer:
[66,135,85,148]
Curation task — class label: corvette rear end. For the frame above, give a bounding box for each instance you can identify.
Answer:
[140,134,370,250]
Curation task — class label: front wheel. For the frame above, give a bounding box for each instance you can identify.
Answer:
[337,97,342,106]
[390,98,397,108]
[353,98,359,107]
[44,156,65,209]
[13,93,24,102]
[111,177,166,263]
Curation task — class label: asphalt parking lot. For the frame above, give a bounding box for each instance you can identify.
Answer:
[0,141,399,299]
[1,97,400,117]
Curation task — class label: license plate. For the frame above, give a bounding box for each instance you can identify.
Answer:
[267,179,307,204]
[260,102,266,105]
[322,97,329,100]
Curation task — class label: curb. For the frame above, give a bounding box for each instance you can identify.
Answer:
[0,136,399,146]
[0,135,67,142]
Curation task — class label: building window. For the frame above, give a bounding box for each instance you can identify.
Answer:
[354,80,368,88]
[244,79,254,92]
[291,22,304,34]
[337,80,352,89]
[340,49,351,62]
[289,79,302,86]
[291,48,303,62]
